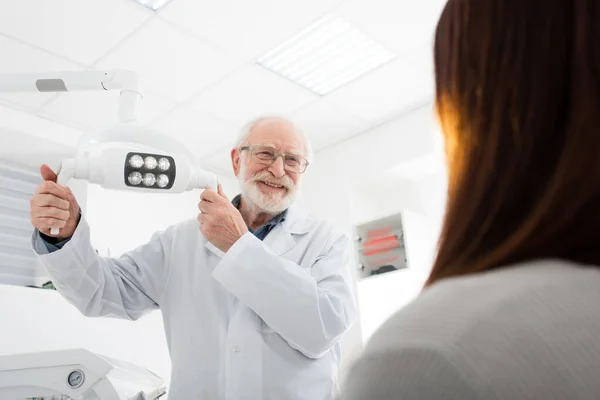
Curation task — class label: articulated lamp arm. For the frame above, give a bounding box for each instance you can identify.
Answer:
[0,69,218,237]
[0,69,142,123]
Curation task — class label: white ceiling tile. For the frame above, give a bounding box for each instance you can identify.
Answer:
[292,99,370,152]
[337,0,447,54]
[0,0,152,65]
[151,105,240,158]
[159,0,344,61]
[0,103,83,146]
[325,59,434,123]
[0,35,83,110]
[97,18,243,102]
[39,89,175,131]
[193,64,318,127]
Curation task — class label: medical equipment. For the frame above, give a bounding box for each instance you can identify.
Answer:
[0,348,166,400]
[0,70,218,235]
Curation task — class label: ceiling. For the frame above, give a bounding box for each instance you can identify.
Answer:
[0,0,445,177]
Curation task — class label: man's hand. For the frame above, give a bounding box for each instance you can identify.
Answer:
[198,185,249,253]
[30,164,81,241]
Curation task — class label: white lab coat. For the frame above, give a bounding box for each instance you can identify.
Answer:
[32,204,358,400]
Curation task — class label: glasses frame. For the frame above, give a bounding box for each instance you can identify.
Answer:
[239,145,310,174]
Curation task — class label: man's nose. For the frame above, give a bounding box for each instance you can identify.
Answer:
[268,156,286,178]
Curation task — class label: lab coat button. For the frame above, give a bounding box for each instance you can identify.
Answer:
[232,345,241,353]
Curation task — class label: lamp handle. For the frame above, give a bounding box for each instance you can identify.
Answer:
[50,161,76,236]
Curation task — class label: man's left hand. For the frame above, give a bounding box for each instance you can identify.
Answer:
[198,185,249,253]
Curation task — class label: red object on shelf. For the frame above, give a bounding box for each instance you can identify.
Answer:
[362,235,397,247]
[371,255,399,265]
[366,227,392,239]
[364,244,400,256]
[362,226,401,260]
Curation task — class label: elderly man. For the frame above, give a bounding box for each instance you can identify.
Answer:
[29,116,358,400]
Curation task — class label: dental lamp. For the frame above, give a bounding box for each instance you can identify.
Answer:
[0,348,166,400]
[0,70,218,235]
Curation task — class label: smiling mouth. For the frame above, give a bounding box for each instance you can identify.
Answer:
[259,181,287,190]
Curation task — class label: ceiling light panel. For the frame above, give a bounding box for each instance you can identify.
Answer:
[132,0,174,11]
[257,15,397,96]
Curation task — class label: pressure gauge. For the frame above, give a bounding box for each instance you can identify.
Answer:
[67,369,85,388]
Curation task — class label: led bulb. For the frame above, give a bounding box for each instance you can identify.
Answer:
[143,173,156,186]
[128,155,144,169]
[144,156,157,170]
[158,157,171,171]
[128,171,142,185]
[157,174,169,188]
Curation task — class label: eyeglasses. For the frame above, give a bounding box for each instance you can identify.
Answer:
[239,145,310,174]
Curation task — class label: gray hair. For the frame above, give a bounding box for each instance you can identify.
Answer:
[235,116,314,163]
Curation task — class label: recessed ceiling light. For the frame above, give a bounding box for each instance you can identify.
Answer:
[132,0,174,11]
[257,15,397,96]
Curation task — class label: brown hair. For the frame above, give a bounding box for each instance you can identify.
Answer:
[427,0,600,286]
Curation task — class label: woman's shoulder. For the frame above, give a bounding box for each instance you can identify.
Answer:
[366,258,600,354]
[340,259,600,400]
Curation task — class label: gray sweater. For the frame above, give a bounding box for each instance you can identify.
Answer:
[341,260,600,400]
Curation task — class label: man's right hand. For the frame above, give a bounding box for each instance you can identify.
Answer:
[30,164,81,241]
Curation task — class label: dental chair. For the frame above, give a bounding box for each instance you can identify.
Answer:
[0,348,166,400]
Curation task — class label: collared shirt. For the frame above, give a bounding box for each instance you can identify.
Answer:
[231,194,287,241]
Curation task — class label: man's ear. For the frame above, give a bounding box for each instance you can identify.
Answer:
[231,148,241,177]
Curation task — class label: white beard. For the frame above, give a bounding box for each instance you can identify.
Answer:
[238,163,299,214]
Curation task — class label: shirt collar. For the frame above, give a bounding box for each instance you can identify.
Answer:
[232,194,288,227]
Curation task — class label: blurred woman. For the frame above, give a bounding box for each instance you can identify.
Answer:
[340,0,600,398]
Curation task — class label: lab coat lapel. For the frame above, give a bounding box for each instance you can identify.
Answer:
[204,204,310,257]
[203,225,295,258]
[264,205,310,256]
[264,224,296,256]
[205,227,295,257]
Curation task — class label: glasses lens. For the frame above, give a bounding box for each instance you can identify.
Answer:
[252,146,276,162]
[284,155,307,173]
[247,146,308,173]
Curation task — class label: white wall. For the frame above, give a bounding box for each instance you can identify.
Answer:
[354,206,442,339]
[346,177,444,341]
[309,103,437,181]
[296,103,446,376]
[403,209,439,273]
[356,266,429,341]
[85,174,239,257]
[0,284,172,389]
